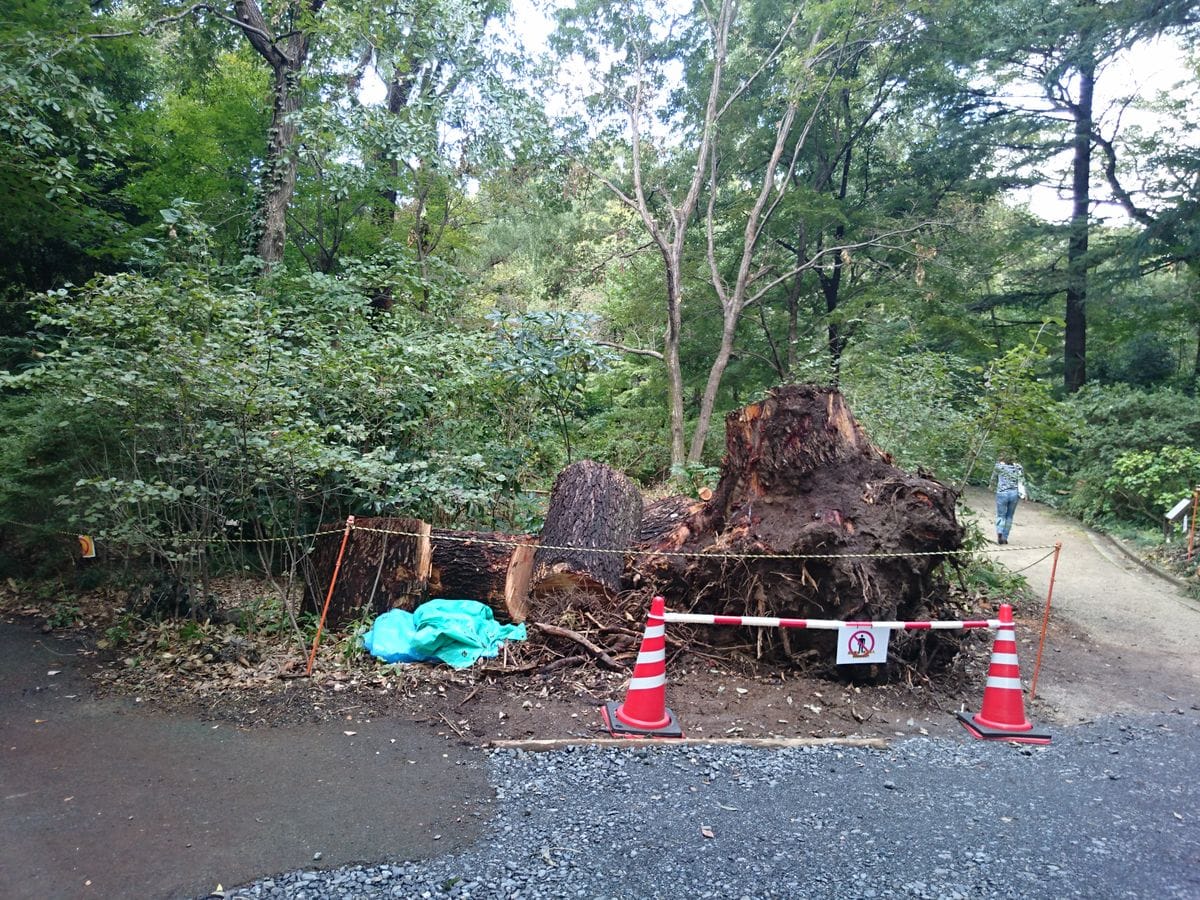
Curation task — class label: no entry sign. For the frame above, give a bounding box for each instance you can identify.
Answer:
[837,625,889,664]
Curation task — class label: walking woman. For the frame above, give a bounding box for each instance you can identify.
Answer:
[990,453,1027,544]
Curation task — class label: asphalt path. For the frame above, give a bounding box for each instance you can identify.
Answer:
[0,621,487,900]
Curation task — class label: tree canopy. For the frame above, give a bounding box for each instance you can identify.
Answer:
[1,0,1198,578]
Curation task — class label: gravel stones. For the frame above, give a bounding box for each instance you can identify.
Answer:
[220,712,1200,900]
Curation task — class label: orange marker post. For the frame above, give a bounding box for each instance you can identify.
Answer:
[1030,541,1061,699]
[306,515,355,676]
[1187,487,1198,563]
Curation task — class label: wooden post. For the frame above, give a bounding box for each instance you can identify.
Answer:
[1030,541,1061,699]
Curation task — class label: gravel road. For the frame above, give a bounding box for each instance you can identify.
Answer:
[222,711,1200,899]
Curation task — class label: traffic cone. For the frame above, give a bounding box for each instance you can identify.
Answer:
[600,595,683,738]
[957,603,1051,744]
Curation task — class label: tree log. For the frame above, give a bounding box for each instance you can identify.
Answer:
[428,530,536,623]
[305,517,430,628]
[532,460,643,597]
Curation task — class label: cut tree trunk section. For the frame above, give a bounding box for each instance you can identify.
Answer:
[306,520,536,627]
[428,530,536,623]
[531,460,643,598]
[305,517,429,628]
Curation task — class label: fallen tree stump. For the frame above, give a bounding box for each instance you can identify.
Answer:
[630,384,964,666]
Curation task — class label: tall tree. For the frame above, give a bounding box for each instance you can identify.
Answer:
[97,1,329,267]
[556,0,921,465]
[229,1,326,266]
[977,0,1198,392]
[557,0,989,464]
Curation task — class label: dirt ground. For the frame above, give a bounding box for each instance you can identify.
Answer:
[3,490,1198,748]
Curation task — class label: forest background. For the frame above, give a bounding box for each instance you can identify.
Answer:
[1,0,1198,620]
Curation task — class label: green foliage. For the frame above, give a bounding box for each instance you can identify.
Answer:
[668,462,721,498]
[970,342,1074,479]
[0,218,562,583]
[1059,382,1200,523]
[844,350,978,482]
[104,612,136,648]
[1103,446,1200,526]
[953,514,1033,598]
[120,51,268,264]
[487,310,614,461]
[572,360,673,484]
[0,17,136,310]
[48,600,81,629]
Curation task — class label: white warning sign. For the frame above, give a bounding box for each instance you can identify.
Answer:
[836,626,890,665]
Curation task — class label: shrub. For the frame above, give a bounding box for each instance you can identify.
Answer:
[0,231,568,587]
[1103,446,1200,526]
[1060,383,1200,524]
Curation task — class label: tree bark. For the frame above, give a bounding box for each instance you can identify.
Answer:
[428,530,536,623]
[305,516,429,628]
[1064,53,1095,394]
[232,1,325,267]
[307,520,535,626]
[532,460,644,597]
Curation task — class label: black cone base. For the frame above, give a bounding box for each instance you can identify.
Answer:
[600,702,684,738]
[957,711,1051,745]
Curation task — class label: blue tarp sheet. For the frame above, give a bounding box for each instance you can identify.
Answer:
[361,599,527,669]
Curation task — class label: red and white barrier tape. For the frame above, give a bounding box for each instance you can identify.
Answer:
[662,612,1000,631]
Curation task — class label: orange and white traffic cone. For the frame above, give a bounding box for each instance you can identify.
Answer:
[957,603,1050,744]
[600,595,683,738]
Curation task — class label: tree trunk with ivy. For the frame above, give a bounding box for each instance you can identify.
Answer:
[233,0,326,266]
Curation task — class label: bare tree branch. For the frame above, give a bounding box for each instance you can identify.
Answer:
[594,340,664,360]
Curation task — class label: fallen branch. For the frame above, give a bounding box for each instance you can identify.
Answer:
[531,621,626,671]
[438,712,466,739]
[456,683,485,708]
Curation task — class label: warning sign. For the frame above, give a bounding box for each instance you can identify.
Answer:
[836,626,889,665]
[77,535,96,559]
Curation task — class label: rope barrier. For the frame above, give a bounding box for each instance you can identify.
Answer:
[1004,548,1058,574]
[348,523,1057,561]
[1,517,1057,562]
